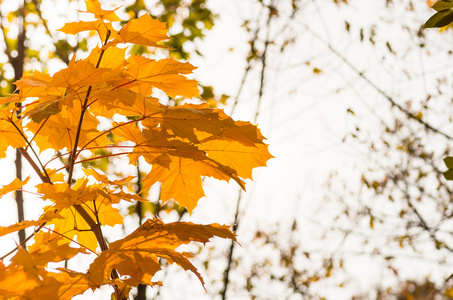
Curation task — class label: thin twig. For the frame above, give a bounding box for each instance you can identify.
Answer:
[222,3,274,299]
[10,120,52,183]
[67,30,111,184]
[301,22,453,141]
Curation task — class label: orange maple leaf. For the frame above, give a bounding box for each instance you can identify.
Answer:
[1,248,97,300]
[0,176,29,199]
[26,105,111,153]
[0,209,61,238]
[116,55,199,98]
[118,13,168,48]
[88,218,236,287]
[84,0,121,22]
[0,108,27,158]
[58,20,117,42]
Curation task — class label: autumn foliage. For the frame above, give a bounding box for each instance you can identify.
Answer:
[0,1,272,299]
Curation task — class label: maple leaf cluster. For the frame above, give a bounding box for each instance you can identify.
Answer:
[0,0,272,299]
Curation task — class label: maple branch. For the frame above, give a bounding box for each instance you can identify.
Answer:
[18,148,49,183]
[61,29,123,293]
[255,12,271,122]
[72,204,108,249]
[67,31,111,185]
[67,88,93,184]
[0,232,35,260]
[221,186,242,300]
[223,6,274,298]
[91,199,121,284]
[41,226,98,255]
[27,116,49,146]
[91,199,111,254]
[10,120,52,183]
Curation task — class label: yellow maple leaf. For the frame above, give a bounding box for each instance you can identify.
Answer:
[0,260,40,299]
[2,248,97,300]
[48,206,98,252]
[199,138,272,179]
[42,169,66,183]
[58,20,117,42]
[24,269,99,300]
[141,103,265,146]
[28,230,71,253]
[118,13,168,47]
[0,176,29,199]
[0,209,61,238]
[50,56,111,88]
[26,105,110,153]
[83,168,135,186]
[27,233,89,266]
[58,20,102,35]
[57,0,120,42]
[143,159,206,212]
[14,71,56,96]
[142,152,248,213]
[87,46,127,69]
[89,88,164,118]
[110,102,272,212]
[23,92,73,123]
[117,55,199,98]
[35,180,124,251]
[84,0,121,22]
[88,218,235,287]
[0,116,27,159]
[115,125,202,166]
[0,220,43,239]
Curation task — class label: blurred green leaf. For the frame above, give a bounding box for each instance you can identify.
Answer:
[432,0,453,12]
[444,156,453,168]
[443,169,453,180]
[424,10,453,28]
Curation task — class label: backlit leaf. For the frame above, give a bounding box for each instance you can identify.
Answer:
[0,176,29,199]
[118,55,199,98]
[119,14,168,47]
[88,219,235,287]
[85,0,121,22]
[0,209,61,238]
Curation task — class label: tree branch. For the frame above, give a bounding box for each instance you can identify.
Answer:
[301,23,453,141]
